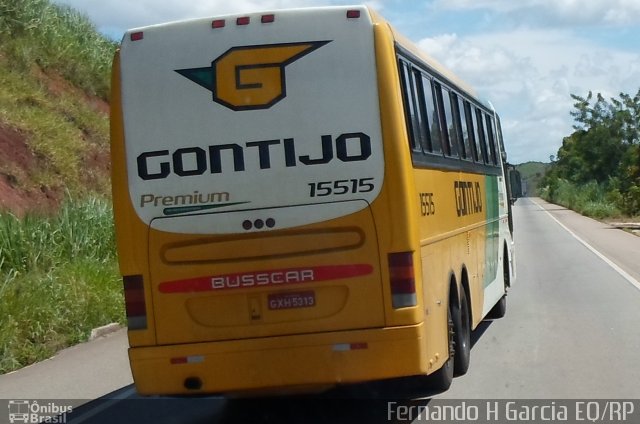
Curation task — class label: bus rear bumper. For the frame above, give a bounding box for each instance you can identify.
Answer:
[128,323,431,395]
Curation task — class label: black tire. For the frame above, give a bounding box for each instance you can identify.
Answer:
[452,287,471,376]
[488,250,509,319]
[488,293,507,319]
[428,305,454,391]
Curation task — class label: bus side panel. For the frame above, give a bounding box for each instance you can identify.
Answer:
[371,21,425,329]
[414,168,487,341]
[480,173,511,317]
[111,51,156,347]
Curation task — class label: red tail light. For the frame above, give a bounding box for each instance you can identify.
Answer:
[123,275,147,330]
[346,10,361,19]
[388,252,417,308]
[212,19,225,29]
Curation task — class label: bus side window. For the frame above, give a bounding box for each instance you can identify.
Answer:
[481,112,494,165]
[495,114,506,163]
[420,75,442,155]
[434,83,459,158]
[412,69,431,154]
[473,106,489,164]
[485,114,499,166]
[464,101,479,162]
[453,94,472,161]
[398,60,422,153]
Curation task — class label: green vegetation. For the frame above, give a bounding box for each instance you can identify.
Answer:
[0,0,117,99]
[0,198,123,373]
[0,0,116,195]
[541,90,640,219]
[0,0,123,373]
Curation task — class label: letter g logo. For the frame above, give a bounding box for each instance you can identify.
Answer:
[176,41,330,111]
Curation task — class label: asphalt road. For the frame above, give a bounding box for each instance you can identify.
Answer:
[440,197,640,399]
[1,197,639,423]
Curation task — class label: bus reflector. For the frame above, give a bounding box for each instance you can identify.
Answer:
[211,19,225,29]
[171,355,204,365]
[346,10,361,19]
[236,17,250,25]
[123,275,147,330]
[333,342,368,352]
[261,14,275,23]
[388,252,417,308]
[130,32,144,41]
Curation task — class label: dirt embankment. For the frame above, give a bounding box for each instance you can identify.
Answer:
[0,124,62,216]
[0,71,111,217]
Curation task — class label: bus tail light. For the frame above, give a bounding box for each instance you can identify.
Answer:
[346,10,361,19]
[123,275,147,330]
[388,252,417,308]
[211,19,225,29]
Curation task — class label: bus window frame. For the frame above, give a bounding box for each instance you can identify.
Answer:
[396,46,503,175]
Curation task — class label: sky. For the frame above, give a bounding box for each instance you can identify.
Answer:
[53,0,640,164]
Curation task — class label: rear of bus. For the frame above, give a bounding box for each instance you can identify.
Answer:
[111,6,437,395]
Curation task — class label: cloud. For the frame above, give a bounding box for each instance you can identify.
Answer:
[54,0,326,34]
[54,0,390,35]
[417,28,640,162]
[432,0,640,27]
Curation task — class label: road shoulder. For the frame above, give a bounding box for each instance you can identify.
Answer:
[0,328,132,400]
[530,197,640,287]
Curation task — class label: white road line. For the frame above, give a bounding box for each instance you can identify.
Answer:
[68,385,137,424]
[531,198,640,293]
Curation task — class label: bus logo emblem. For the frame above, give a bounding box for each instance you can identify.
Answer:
[176,41,330,111]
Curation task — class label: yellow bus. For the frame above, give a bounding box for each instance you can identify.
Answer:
[111,5,515,395]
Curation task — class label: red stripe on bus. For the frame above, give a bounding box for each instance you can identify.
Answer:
[159,264,373,293]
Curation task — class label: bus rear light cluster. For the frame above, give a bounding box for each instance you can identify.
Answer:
[123,274,147,330]
[388,252,417,308]
[212,14,276,29]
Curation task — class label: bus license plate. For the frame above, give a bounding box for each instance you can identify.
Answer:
[268,291,315,310]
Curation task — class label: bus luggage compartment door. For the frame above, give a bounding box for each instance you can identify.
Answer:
[147,204,384,345]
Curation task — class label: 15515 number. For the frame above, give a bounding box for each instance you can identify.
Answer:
[308,178,374,197]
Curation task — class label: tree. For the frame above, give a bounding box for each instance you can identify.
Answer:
[544,89,640,215]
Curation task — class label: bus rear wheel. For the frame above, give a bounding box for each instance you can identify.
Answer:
[428,304,454,390]
[453,287,471,376]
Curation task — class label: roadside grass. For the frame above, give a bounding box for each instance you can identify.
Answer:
[0,0,122,373]
[541,179,623,220]
[0,197,124,374]
[0,0,115,195]
[0,59,110,194]
[0,0,117,100]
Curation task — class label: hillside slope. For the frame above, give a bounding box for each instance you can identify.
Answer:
[516,161,549,196]
[0,0,117,215]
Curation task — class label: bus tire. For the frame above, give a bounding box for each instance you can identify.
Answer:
[489,293,507,319]
[428,304,454,391]
[453,287,471,376]
[488,250,509,319]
